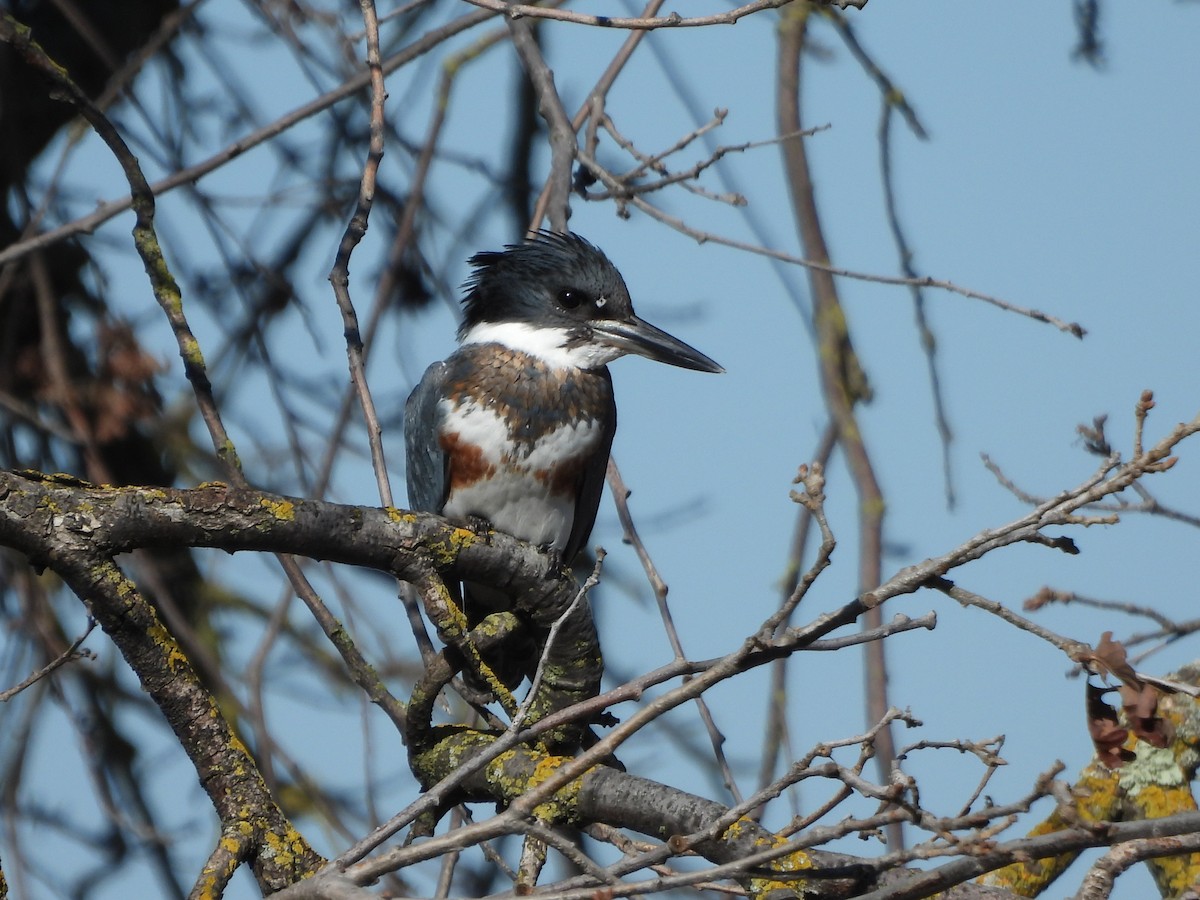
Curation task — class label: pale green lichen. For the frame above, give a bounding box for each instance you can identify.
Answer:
[1117,742,1185,796]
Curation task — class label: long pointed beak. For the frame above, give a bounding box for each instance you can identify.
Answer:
[591,315,724,373]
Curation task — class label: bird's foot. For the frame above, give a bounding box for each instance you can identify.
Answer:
[537,542,567,575]
[462,514,494,540]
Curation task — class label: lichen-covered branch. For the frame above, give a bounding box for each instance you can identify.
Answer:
[0,485,323,892]
[978,663,1200,897]
[0,470,603,746]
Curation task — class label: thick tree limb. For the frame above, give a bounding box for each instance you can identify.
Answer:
[0,470,603,744]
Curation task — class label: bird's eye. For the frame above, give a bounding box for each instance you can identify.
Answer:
[557,288,585,309]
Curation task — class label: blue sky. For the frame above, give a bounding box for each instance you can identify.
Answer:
[10,2,1200,897]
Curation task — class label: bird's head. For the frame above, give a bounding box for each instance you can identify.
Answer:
[457,231,723,373]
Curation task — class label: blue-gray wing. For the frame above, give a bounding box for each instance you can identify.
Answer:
[563,379,617,563]
[405,361,450,514]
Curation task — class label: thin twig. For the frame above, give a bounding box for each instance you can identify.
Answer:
[0,620,97,703]
[575,149,1086,336]
[607,458,745,806]
[590,113,829,203]
[329,0,393,506]
[877,83,955,508]
[0,7,497,270]
[756,428,837,812]
[1073,830,1200,900]
[777,13,898,848]
[511,552,605,732]
[509,17,575,232]
[464,0,817,30]
[928,577,1088,658]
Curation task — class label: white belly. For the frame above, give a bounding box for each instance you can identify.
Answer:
[440,399,604,550]
[443,472,574,549]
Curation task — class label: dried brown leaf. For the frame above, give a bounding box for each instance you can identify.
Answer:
[1086,683,1133,767]
[1081,631,1140,686]
[1119,682,1171,749]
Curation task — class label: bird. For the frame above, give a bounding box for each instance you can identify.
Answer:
[405,231,722,684]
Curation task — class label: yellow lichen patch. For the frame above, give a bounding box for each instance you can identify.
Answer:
[1123,780,1200,895]
[979,758,1123,895]
[217,439,243,471]
[226,820,253,844]
[259,497,296,521]
[723,817,753,841]
[191,820,263,900]
[385,506,417,524]
[451,525,478,544]
[425,525,478,568]
[1119,770,1200,895]
[226,731,253,764]
[979,753,1128,897]
[261,827,304,868]
[217,820,254,855]
[42,471,96,487]
[96,562,137,599]
[527,753,583,822]
[190,874,223,900]
[441,729,497,771]
[471,612,521,654]
[723,819,812,899]
[1072,759,1126,821]
[429,581,469,638]
[145,619,193,673]
[1144,834,1200,895]
[179,333,206,365]
[36,496,62,518]
[482,750,582,823]
[130,486,169,502]
[483,748,526,795]
[423,597,506,715]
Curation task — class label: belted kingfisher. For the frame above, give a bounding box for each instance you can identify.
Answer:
[405,232,721,679]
